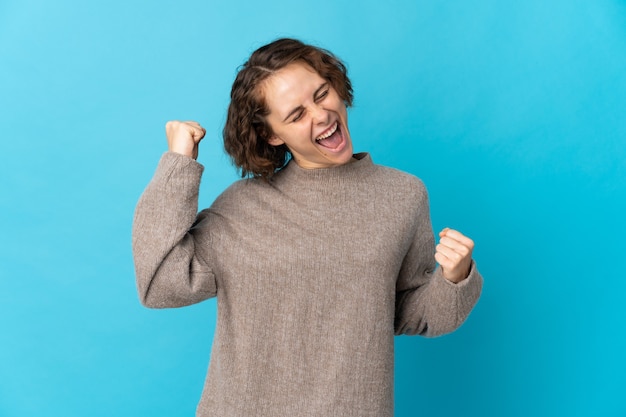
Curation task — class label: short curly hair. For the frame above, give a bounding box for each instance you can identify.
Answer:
[223,38,353,180]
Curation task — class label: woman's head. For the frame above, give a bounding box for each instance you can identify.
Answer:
[223,38,354,179]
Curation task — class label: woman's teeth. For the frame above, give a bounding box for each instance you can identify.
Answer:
[315,122,338,142]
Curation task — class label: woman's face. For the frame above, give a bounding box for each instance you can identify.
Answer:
[263,62,353,169]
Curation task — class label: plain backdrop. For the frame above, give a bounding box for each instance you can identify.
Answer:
[1,0,625,416]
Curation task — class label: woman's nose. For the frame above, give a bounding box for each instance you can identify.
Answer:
[311,105,330,125]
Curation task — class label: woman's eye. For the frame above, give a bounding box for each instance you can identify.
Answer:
[316,90,329,101]
[292,112,304,122]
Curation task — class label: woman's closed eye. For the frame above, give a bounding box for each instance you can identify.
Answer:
[315,89,329,102]
[292,110,305,122]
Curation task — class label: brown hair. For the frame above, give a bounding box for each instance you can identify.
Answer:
[223,38,353,180]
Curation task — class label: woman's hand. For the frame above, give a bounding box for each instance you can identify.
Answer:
[165,120,206,160]
[435,228,475,283]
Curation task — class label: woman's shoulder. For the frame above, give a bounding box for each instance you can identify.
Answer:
[371,163,428,195]
[209,177,272,211]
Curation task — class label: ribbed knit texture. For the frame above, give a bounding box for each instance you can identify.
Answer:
[132,151,483,417]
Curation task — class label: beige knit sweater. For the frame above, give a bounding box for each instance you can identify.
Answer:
[132,151,483,416]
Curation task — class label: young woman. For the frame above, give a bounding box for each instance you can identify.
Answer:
[132,38,483,417]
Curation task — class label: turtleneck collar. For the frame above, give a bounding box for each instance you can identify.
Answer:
[269,152,376,190]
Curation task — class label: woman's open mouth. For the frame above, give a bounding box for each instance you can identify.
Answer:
[314,122,345,151]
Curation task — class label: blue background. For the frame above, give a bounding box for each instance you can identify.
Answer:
[1,0,625,416]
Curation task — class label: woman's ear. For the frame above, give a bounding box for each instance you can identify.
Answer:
[267,136,285,146]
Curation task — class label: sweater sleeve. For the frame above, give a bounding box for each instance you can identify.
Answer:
[394,182,483,337]
[132,152,217,308]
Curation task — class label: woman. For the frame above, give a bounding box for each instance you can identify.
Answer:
[133,38,483,417]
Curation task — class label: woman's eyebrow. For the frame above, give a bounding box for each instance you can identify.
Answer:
[281,82,329,123]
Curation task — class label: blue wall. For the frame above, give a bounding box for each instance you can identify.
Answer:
[1,0,625,415]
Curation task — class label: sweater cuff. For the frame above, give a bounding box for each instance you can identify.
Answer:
[434,260,483,323]
[438,260,479,288]
[433,259,482,298]
[151,151,204,183]
[160,151,204,170]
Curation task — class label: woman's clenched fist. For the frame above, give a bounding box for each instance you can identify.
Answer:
[165,120,206,160]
